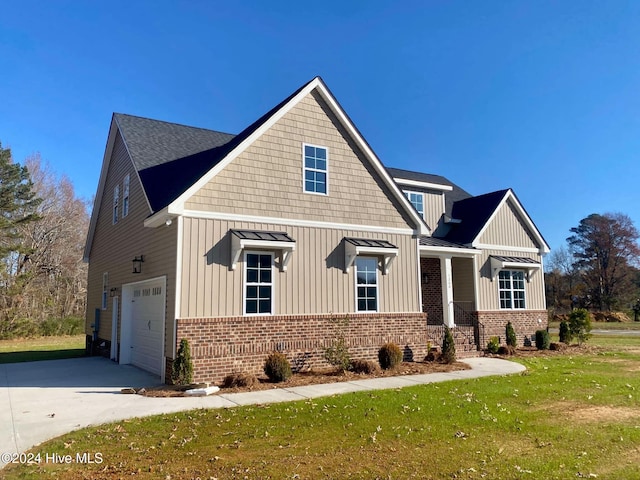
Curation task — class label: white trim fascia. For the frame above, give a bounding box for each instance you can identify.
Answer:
[473,243,540,254]
[419,246,480,257]
[415,239,423,312]
[173,215,183,359]
[161,77,429,236]
[472,255,480,312]
[540,255,547,310]
[472,190,550,254]
[393,177,453,192]
[173,209,416,235]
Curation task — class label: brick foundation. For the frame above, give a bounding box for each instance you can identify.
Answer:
[476,310,548,347]
[174,313,430,384]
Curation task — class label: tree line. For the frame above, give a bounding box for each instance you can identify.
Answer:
[546,212,640,314]
[0,142,89,338]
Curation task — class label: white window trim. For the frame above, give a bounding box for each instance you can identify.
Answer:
[344,243,398,275]
[355,256,379,312]
[243,251,275,316]
[231,235,295,272]
[102,272,109,310]
[498,270,526,310]
[302,143,329,196]
[403,190,425,219]
[113,185,119,224]
[490,256,541,282]
[123,174,130,218]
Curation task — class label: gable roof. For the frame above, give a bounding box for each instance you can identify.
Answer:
[386,167,472,217]
[439,189,550,253]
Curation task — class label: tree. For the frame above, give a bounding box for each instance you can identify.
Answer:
[567,213,640,311]
[545,246,584,312]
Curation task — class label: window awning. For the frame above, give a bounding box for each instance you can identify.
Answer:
[490,255,541,282]
[344,237,399,275]
[230,229,296,271]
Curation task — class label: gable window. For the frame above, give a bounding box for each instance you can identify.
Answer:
[498,270,526,309]
[303,144,327,194]
[403,191,424,218]
[355,257,378,312]
[244,252,274,315]
[113,185,119,224]
[102,273,108,310]
[123,174,130,218]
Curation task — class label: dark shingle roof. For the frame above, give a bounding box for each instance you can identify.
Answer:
[439,189,509,244]
[386,167,471,217]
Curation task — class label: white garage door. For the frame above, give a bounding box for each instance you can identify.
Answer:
[122,278,165,376]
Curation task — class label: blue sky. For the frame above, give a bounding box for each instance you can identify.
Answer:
[2,1,639,253]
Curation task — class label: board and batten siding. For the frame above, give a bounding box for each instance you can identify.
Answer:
[451,257,475,305]
[86,129,178,355]
[478,199,539,249]
[475,249,545,311]
[180,217,420,318]
[422,190,444,233]
[184,91,414,230]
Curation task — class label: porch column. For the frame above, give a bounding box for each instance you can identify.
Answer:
[440,255,454,328]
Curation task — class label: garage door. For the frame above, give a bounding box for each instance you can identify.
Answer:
[123,278,165,376]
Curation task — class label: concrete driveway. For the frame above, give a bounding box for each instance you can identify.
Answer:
[0,355,525,468]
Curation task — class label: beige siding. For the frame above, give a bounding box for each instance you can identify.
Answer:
[423,190,444,232]
[86,130,178,355]
[452,257,475,306]
[180,217,420,318]
[184,91,414,230]
[478,199,539,248]
[476,249,545,311]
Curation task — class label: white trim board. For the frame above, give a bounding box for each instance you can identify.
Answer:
[393,177,453,191]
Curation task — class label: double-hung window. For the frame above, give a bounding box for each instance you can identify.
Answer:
[123,174,130,218]
[113,185,119,224]
[303,144,327,194]
[244,252,274,315]
[355,257,378,312]
[403,191,424,218]
[498,270,526,309]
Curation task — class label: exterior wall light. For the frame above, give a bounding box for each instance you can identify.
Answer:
[132,255,145,274]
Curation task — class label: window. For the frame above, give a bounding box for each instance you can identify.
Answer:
[303,144,327,194]
[498,270,526,309]
[355,257,378,312]
[113,185,119,224]
[244,252,274,315]
[102,273,108,310]
[123,174,130,218]
[403,191,424,218]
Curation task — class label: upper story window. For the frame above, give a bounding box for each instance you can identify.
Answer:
[244,252,274,315]
[404,191,424,218]
[355,257,378,312]
[113,185,119,224]
[123,174,130,218]
[498,270,526,309]
[303,144,327,195]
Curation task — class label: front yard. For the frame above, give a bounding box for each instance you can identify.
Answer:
[3,334,640,479]
[0,335,85,364]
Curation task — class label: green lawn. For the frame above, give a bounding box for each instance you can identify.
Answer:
[0,335,85,364]
[4,333,640,479]
[550,320,640,331]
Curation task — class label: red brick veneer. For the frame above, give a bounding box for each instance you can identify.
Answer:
[421,258,443,323]
[172,313,430,384]
[476,310,548,347]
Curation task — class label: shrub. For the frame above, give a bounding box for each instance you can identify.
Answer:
[486,336,500,354]
[550,342,567,352]
[441,326,456,364]
[171,339,194,385]
[40,317,83,336]
[222,372,259,389]
[349,359,380,374]
[559,320,572,344]
[505,322,517,347]
[324,316,351,372]
[378,342,403,370]
[535,330,550,350]
[264,352,292,382]
[498,345,515,355]
[569,308,592,345]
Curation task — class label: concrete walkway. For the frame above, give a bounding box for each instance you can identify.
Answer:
[0,356,524,467]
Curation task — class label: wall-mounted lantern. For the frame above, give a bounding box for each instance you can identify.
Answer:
[423,274,429,284]
[132,255,145,274]
[109,287,119,297]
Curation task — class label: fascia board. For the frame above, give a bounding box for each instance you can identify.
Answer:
[393,177,453,191]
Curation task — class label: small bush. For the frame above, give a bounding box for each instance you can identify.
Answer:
[505,322,517,347]
[378,342,403,370]
[425,346,440,362]
[441,326,456,364]
[171,339,194,385]
[222,372,259,389]
[324,316,351,372]
[559,320,572,344]
[264,352,292,382]
[569,308,592,345]
[498,345,515,355]
[486,336,500,354]
[535,330,550,350]
[349,359,380,374]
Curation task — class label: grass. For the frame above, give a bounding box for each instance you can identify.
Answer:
[4,334,640,479]
[0,335,86,364]
[550,320,640,331]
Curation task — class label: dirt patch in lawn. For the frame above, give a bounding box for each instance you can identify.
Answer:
[543,402,640,423]
[139,360,471,397]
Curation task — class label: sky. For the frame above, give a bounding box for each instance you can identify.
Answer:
[2,1,640,254]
